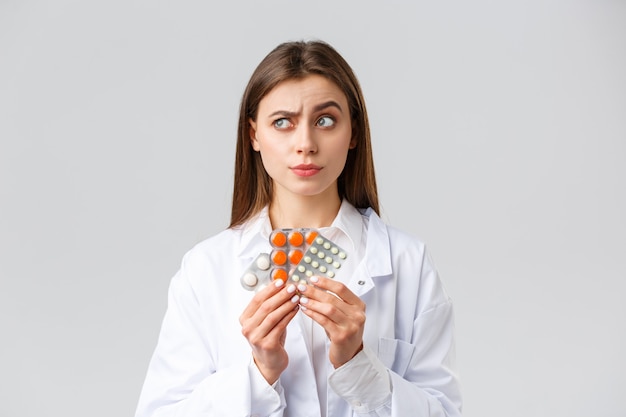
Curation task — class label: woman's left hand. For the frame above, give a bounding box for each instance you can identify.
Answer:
[297,276,365,368]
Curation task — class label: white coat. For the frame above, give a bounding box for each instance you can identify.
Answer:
[135,205,462,417]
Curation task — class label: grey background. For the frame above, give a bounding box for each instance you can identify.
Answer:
[1,1,625,416]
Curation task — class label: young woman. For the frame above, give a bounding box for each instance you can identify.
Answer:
[135,40,462,417]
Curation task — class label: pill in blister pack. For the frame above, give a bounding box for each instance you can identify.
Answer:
[289,234,347,283]
[267,228,317,284]
[240,228,348,292]
[240,252,272,291]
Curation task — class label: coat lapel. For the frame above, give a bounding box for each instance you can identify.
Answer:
[347,209,392,296]
[348,209,395,352]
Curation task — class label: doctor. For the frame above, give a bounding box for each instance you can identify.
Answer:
[135,40,462,417]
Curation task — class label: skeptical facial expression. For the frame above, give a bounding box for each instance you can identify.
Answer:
[249,75,356,201]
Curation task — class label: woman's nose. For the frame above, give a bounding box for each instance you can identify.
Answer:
[295,126,317,154]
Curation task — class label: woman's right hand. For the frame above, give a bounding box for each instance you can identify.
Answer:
[239,279,300,385]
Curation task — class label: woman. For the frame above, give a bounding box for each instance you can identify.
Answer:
[135,40,462,417]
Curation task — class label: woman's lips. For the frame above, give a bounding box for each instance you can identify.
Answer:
[291,164,322,177]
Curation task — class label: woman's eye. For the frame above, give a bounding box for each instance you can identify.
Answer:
[273,118,292,129]
[316,116,335,127]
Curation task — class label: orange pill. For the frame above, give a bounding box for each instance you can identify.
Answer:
[305,231,318,245]
[289,249,303,264]
[271,268,288,281]
[271,231,287,247]
[271,250,287,266]
[289,231,304,246]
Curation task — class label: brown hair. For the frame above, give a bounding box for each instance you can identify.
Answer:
[229,40,379,228]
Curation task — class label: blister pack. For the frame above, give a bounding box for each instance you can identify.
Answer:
[240,228,348,292]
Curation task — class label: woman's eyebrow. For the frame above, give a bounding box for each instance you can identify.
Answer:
[313,100,343,114]
[267,101,344,119]
[268,110,298,119]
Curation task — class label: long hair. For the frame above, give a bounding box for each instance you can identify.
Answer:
[229,40,379,228]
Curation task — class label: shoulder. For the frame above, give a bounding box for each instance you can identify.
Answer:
[179,227,242,270]
[168,227,247,296]
[384,223,431,273]
[366,211,452,309]
[193,227,241,252]
[386,223,426,251]
[364,208,427,255]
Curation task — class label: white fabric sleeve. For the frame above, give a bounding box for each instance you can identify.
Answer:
[385,301,462,417]
[328,302,462,417]
[328,346,392,415]
[248,356,287,410]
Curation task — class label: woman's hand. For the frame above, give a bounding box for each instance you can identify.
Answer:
[239,280,300,384]
[297,276,365,368]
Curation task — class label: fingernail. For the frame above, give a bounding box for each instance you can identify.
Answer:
[299,296,309,305]
[291,295,300,303]
[310,276,319,283]
[274,279,285,287]
[297,284,307,292]
[286,284,296,293]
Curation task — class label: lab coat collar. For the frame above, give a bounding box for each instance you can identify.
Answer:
[236,207,273,260]
[346,208,392,299]
[359,207,392,278]
[318,199,362,253]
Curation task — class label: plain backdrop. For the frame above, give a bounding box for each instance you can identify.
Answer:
[1,1,625,416]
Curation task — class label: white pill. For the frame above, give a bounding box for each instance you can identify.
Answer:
[316,237,324,245]
[243,272,258,287]
[323,242,331,249]
[325,256,332,264]
[304,256,312,263]
[256,254,270,270]
[311,261,319,268]
[310,247,318,254]
[331,247,338,254]
[319,266,327,273]
[298,265,305,272]
[327,271,335,278]
[339,252,347,259]
[333,261,340,269]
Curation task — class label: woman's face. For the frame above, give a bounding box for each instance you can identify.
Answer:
[249,74,355,201]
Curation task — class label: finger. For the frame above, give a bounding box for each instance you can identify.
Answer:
[240,279,288,322]
[297,281,366,337]
[258,290,301,331]
[299,295,365,359]
[251,299,299,345]
[264,301,299,340]
[309,276,365,307]
[297,281,358,318]
[298,293,346,327]
[242,285,300,339]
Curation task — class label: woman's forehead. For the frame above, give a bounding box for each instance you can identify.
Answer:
[258,75,348,114]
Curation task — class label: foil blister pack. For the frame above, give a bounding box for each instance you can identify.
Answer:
[240,228,348,292]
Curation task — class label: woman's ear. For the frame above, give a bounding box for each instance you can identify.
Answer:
[249,119,260,151]
[349,122,358,149]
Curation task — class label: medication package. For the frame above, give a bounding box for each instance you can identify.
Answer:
[241,228,347,291]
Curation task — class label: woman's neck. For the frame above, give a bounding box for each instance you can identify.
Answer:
[269,192,342,229]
